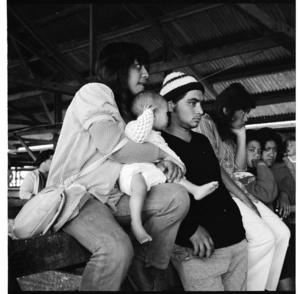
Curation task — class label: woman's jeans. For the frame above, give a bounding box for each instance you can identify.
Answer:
[63,183,190,291]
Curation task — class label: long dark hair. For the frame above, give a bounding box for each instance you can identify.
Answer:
[257,127,284,163]
[210,83,256,142]
[95,42,149,123]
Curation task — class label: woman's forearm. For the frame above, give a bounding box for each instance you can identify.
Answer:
[234,134,247,170]
[89,121,159,163]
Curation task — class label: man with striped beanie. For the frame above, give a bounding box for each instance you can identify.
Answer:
[159,72,248,291]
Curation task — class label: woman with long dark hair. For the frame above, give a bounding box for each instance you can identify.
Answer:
[46,42,190,291]
[195,83,290,291]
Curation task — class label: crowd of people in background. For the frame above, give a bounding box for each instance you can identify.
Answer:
[15,42,295,291]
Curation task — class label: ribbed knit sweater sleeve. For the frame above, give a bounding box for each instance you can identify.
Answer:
[247,165,278,204]
[89,121,159,164]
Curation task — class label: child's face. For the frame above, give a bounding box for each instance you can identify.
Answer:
[153,100,169,131]
[246,140,261,168]
[286,140,296,156]
[261,140,277,167]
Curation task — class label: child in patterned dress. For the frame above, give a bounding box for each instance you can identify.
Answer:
[119,90,219,244]
[283,135,296,181]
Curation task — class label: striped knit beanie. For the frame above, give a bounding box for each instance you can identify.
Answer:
[159,72,205,101]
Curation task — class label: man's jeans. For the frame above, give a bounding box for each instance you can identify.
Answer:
[63,183,190,291]
[171,239,248,291]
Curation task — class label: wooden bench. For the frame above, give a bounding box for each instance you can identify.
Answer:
[8,204,182,291]
[8,204,92,290]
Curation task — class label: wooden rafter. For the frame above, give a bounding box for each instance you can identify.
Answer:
[8,76,80,96]
[233,4,295,54]
[39,96,54,124]
[8,118,37,126]
[149,38,278,74]
[131,4,217,98]
[9,35,35,80]
[16,135,37,161]
[8,5,86,84]
[207,61,295,83]
[9,127,61,138]
[8,104,42,125]
[8,3,223,69]
[34,4,90,27]
[8,27,59,74]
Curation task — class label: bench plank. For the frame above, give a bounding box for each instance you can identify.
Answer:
[9,232,91,277]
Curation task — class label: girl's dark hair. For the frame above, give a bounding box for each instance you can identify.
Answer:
[246,129,260,145]
[95,42,150,123]
[257,127,284,163]
[210,83,256,141]
[35,149,54,167]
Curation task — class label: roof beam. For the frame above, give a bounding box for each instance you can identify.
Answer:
[16,135,37,161]
[8,5,86,84]
[235,4,295,41]
[8,27,60,74]
[149,38,278,74]
[233,4,295,54]
[132,4,217,97]
[8,76,80,95]
[8,3,223,69]
[8,104,43,125]
[39,96,54,124]
[207,60,295,83]
[9,127,61,138]
[8,119,38,126]
[9,35,35,80]
[34,4,90,27]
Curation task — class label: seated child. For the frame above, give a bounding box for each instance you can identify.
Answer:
[235,129,278,211]
[283,135,296,181]
[119,90,219,244]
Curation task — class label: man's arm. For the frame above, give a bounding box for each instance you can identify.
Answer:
[220,167,261,217]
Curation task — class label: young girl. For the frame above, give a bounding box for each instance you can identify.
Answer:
[119,90,219,244]
[283,135,296,181]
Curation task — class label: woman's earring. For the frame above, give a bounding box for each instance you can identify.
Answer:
[168,101,173,112]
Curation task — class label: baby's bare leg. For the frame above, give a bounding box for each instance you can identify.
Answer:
[130,173,152,244]
[178,178,219,200]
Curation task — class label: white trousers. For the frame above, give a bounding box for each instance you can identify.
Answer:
[233,198,290,291]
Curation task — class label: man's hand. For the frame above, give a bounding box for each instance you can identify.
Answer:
[156,160,184,183]
[276,192,291,219]
[164,155,186,175]
[189,225,214,259]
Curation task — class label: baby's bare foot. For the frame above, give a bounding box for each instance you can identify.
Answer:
[194,181,219,200]
[131,223,152,244]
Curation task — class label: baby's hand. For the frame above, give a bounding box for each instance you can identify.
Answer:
[164,155,186,175]
[143,104,156,113]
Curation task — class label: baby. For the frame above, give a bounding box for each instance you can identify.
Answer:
[283,135,296,181]
[118,90,218,244]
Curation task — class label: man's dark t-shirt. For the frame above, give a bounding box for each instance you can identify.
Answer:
[161,131,245,249]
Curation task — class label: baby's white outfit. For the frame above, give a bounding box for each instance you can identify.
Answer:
[118,108,183,195]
